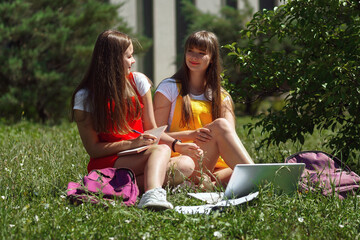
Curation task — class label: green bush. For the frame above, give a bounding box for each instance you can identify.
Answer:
[226,0,360,159]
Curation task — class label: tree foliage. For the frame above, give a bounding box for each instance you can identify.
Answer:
[0,0,150,123]
[225,0,360,158]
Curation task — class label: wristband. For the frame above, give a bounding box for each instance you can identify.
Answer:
[172,139,181,152]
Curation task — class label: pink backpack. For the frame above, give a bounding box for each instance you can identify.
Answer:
[285,151,360,199]
[67,168,139,205]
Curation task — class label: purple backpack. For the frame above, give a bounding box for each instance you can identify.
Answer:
[67,168,139,205]
[285,151,360,199]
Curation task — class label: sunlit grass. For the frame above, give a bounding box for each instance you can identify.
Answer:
[1,119,359,239]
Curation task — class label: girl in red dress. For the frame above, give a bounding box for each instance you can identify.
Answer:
[71,30,202,210]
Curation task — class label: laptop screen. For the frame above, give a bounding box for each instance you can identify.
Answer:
[224,163,305,199]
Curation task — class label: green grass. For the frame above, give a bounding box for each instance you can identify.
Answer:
[1,119,360,239]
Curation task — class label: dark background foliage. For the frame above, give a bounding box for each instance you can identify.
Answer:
[0,0,150,123]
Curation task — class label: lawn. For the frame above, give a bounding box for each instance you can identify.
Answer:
[1,118,359,239]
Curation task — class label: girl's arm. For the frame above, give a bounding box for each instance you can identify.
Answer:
[74,109,154,158]
[152,91,203,158]
[221,98,236,129]
[153,91,196,142]
[141,89,158,131]
[144,90,189,142]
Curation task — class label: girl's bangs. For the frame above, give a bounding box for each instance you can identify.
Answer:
[186,35,212,52]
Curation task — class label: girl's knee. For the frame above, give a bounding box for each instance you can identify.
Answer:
[149,144,171,155]
[178,156,195,178]
[147,145,171,165]
[170,156,195,178]
[209,118,231,134]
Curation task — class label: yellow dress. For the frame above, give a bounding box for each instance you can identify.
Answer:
[169,83,229,170]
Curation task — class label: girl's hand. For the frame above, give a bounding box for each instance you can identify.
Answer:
[132,133,157,148]
[193,127,212,143]
[198,174,216,191]
[176,142,203,160]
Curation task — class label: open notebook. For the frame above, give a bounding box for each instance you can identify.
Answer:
[117,125,167,156]
[175,163,305,214]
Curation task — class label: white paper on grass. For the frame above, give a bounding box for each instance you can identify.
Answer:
[187,192,224,204]
[174,192,259,215]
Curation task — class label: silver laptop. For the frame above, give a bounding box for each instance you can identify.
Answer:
[224,163,305,199]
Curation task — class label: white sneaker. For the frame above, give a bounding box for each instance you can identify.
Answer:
[138,188,174,211]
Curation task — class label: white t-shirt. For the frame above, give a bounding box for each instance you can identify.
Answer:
[155,78,230,127]
[73,72,151,112]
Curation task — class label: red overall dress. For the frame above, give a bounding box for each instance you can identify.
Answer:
[87,73,144,173]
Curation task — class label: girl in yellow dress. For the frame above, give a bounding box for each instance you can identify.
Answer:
[154,30,254,188]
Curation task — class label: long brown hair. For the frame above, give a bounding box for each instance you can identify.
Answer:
[71,30,141,134]
[172,30,227,127]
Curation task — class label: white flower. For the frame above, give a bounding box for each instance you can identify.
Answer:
[214,231,223,238]
[125,219,131,223]
[298,217,304,223]
[109,237,115,240]
[44,204,49,209]
[142,232,150,240]
[1,196,5,200]
[339,224,344,228]
[34,215,39,222]
[9,224,15,228]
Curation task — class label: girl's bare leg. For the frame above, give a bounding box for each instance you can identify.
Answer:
[165,155,195,186]
[195,118,254,172]
[212,167,233,187]
[113,144,171,192]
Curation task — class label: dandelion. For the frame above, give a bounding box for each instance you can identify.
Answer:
[142,232,150,240]
[214,231,222,238]
[298,217,304,223]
